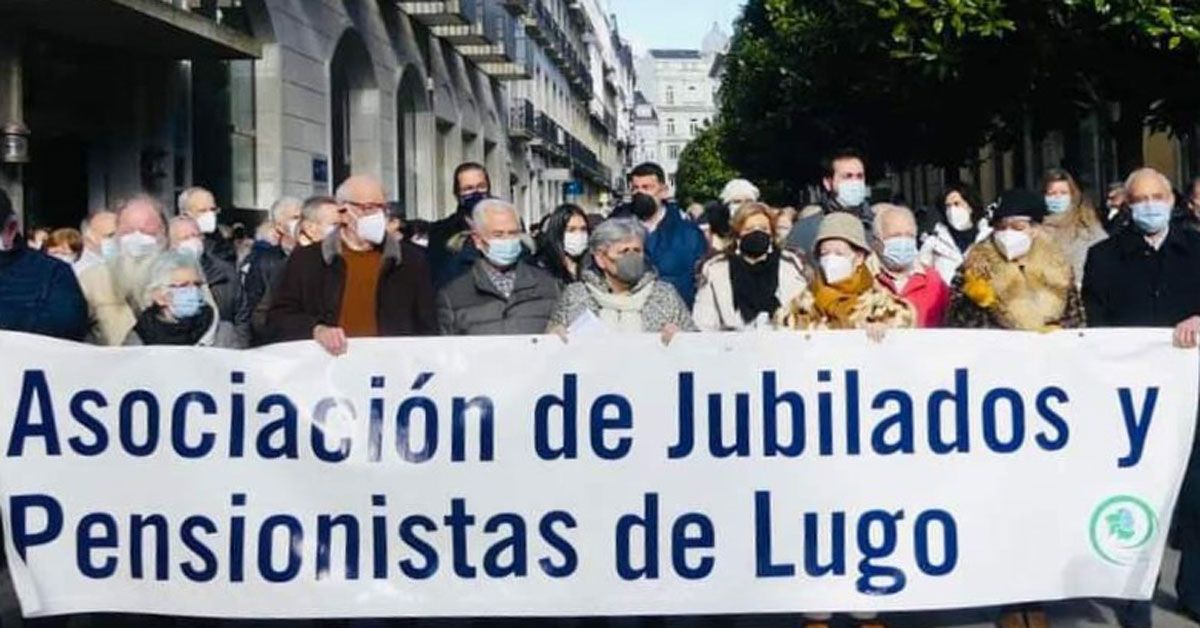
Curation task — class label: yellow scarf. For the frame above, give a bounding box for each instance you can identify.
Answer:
[812,264,874,329]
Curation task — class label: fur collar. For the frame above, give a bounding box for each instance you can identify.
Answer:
[962,232,1074,330]
[320,231,403,267]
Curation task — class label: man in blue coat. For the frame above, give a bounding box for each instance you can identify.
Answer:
[625,162,707,307]
[0,189,89,341]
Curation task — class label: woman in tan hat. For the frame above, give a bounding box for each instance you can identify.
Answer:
[778,212,915,337]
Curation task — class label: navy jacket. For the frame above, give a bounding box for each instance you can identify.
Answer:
[0,246,89,341]
[1083,226,1200,327]
[646,202,707,307]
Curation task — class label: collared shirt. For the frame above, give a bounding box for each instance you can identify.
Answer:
[482,262,517,299]
[1146,226,1169,251]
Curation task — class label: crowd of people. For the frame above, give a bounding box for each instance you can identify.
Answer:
[3,151,1200,628]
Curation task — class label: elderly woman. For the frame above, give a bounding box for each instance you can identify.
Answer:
[124,251,238,347]
[694,203,808,331]
[778,212,915,335]
[547,217,696,340]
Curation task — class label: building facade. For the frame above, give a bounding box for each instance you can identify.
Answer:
[634,22,727,188]
[0,0,633,231]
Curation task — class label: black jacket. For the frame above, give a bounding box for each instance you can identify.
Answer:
[1082,226,1200,327]
[200,251,241,325]
[427,211,473,289]
[0,246,88,341]
[236,241,288,346]
[204,232,237,265]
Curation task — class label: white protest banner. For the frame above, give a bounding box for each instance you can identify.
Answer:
[0,329,1195,618]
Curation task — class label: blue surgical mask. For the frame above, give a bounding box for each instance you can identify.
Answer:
[169,285,204,319]
[484,237,523,267]
[882,236,918,271]
[1130,201,1172,235]
[100,237,118,260]
[835,180,869,208]
[1045,195,1071,215]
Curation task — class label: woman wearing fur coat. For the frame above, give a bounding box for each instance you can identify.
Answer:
[947,189,1085,331]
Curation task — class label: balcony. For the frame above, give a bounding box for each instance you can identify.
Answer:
[501,0,529,15]
[398,0,476,27]
[509,98,536,140]
[456,1,509,59]
[523,0,551,43]
[430,0,489,44]
[480,23,533,79]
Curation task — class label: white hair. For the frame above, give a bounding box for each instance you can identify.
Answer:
[590,217,647,254]
[139,251,205,312]
[176,186,212,214]
[720,179,760,204]
[472,198,519,232]
[1124,168,1174,197]
[871,203,916,239]
[270,196,304,223]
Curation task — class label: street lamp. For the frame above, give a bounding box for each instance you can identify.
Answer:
[1,123,29,164]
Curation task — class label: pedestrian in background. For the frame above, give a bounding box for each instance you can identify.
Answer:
[237,197,303,345]
[694,203,807,331]
[44,228,83,266]
[1041,168,1107,285]
[626,162,707,307]
[177,186,236,264]
[429,162,492,288]
[918,184,990,282]
[535,203,591,284]
[168,215,241,335]
[75,209,117,276]
[785,148,874,254]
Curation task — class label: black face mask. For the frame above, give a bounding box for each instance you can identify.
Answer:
[458,192,490,217]
[630,193,659,220]
[739,230,773,257]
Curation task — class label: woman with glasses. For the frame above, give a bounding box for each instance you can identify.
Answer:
[123,251,239,347]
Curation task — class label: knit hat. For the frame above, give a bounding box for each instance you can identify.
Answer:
[992,189,1046,225]
[814,211,869,254]
[720,178,760,204]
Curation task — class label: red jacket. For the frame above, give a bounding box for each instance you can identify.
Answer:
[876,266,950,328]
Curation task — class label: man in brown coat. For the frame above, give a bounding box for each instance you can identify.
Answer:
[266,175,436,354]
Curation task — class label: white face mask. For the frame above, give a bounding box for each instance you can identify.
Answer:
[196,211,218,235]
[819,253,855,284]
[355,212,386,245]
[175,237,204,259]
[993,229,1032,261]
[120,231,161,259]
[100,237,119,260]
[947,206,974,231]
[563,231,589,257]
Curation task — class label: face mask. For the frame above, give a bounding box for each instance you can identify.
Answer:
[120,232,161,259]
[835,180,868,208]
[458,192,489,216]
[613,253,646,284]
[946,206,974,231]
[1131,200,1172,234]
[739,230,773,258]
[993,229,1032,261]
[1045,195,1071,215]
[322,223,339,239]
[563,231,589,257]
[819,254,855,284]
[355,211,387,245]
[411,236,429,248]
[484,237,523,267]
[630,193,660,221]
[175,237,204,259]
[169,285,204,319]
[196,211,218,235]
[100,237,119,260]
[882,236,918,271]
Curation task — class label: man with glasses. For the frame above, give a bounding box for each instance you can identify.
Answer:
[178,186,236,264]
[266,175,437,354]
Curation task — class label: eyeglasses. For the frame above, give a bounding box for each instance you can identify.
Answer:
[168,281,204,289]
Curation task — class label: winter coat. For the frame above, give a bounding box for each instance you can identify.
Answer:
[918,221,992,283]
[548,269,697,334]
[123,305,241,348]
[0,247,88,341]
[876,263,951,328]
[1041,214,1108,287]
[427,211,474,289]
[693,251,808,331]
[201,251,240,325]
[646,202,708,308]
[777,265,916,331]
[946,233,1085,330]
[1083,226,1200,328]
[266,232,437,343]
[79,260,231,347]
[236,241,288,346]
[204,231,237,265]
[437,260,561,336]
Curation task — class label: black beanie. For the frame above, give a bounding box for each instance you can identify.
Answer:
[992,189,1046,225]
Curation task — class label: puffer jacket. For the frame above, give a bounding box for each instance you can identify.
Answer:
[0,246,88,341]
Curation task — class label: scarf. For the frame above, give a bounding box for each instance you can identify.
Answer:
[729,251,781,324]
[133,305,215,346]
[811,264,875,329]
[584,278,655,333]
[949,224,978,254]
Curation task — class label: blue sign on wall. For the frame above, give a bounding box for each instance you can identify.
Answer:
[563,180,583,196]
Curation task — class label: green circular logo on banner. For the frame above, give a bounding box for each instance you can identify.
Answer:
[1089,495,1158,566]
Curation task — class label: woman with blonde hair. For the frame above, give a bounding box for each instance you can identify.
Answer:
[1041,168,1107,284]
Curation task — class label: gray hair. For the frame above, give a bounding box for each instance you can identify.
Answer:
[176,186,212,214]
[871,203,917,239]
[270,196,304,223]
[472,198,520,231]
[1124,168,1174,197]
[115,194,168,237]
[80,208,115,233]
[138,251,205,312]
[301,196,339,222]
[590,217,647,254]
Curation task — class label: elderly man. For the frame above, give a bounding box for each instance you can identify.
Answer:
[0,189,88,340]
[624,162,707,307]
[236,197,304,345]
[873,203,950,327]
[1082,168,1200,628]
[178,185,236,263]
[297,195,341,247]
[267,175,436,354]
[437,199,560,336]
[74,209,117,276]
[78,194,169,346]
[168,214,241,328]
